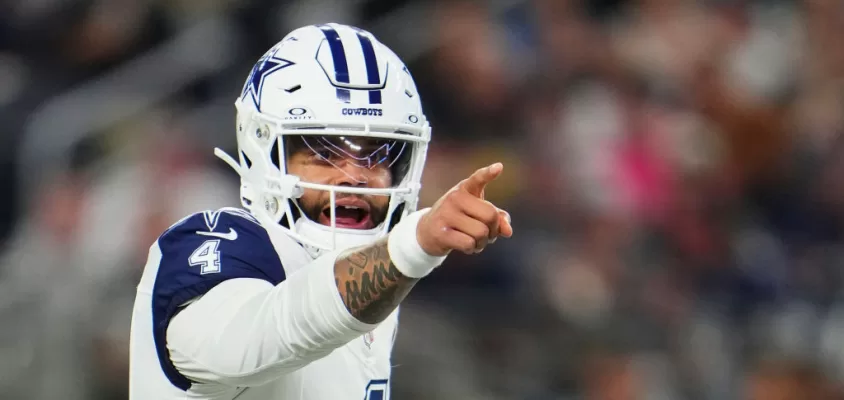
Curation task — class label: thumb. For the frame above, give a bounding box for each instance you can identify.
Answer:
[460,163,503,198]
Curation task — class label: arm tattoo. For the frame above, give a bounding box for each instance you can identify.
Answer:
[334,237,419,324]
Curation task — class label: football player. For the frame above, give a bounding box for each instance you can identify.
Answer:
[128,23,512,399]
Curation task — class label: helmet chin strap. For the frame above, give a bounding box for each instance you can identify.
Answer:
[290,188,390,258]
[293,217,384,258]
[214,146,407,258]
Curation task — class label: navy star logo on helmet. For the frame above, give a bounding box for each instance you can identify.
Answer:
[241,47,295,112]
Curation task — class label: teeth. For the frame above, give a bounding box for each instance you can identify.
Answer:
[338,205,360,210]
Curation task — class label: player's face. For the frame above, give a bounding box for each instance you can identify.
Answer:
[285,136,406,230]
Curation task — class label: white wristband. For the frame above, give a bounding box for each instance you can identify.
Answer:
[387,208,447,278]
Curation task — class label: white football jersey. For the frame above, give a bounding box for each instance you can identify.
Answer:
[129,208,398,399]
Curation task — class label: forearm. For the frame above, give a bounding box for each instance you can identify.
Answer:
[334,237,419,324]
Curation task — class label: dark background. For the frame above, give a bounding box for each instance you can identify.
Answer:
[2,0,844,399]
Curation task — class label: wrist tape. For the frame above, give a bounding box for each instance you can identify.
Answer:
[387,208,447,278]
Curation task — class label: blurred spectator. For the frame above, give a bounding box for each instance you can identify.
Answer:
[4,0,844,399]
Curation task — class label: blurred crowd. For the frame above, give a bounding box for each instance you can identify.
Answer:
[2,0,844,399]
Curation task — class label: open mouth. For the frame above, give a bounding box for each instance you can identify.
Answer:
[318,197,374,230]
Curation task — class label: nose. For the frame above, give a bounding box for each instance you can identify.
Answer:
[331,157,369,186]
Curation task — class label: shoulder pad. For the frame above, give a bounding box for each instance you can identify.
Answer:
[151,208,285,390]
[158,208,284,284]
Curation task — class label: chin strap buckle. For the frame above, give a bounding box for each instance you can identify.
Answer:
[266,174,304,199]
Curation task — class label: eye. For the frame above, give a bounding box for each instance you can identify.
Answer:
[310,148,334,163]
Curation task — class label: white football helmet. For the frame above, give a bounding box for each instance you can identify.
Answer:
[215,23,431,256]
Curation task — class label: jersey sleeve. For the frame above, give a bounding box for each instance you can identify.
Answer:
[156,209,377,390]
[151,209,286,390]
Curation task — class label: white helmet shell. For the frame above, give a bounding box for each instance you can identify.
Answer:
[215,23,431,257]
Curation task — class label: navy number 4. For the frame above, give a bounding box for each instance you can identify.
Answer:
[364,379,388,400]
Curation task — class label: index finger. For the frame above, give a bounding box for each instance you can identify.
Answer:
[459,162,503,198]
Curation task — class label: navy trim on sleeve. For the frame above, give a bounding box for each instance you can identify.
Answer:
[150,209,286,390]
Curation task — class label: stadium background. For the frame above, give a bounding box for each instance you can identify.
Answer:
[2,0,844,398]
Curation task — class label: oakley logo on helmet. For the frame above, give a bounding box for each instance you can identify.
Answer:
[285,107,313,120]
